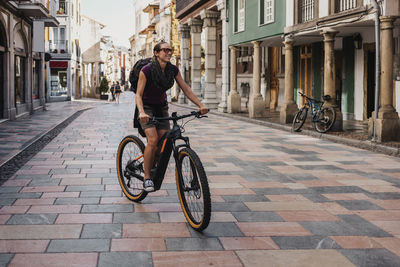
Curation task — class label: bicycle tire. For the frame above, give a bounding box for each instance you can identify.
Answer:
[117,135,148,202]
[292,108,308,132]
[314,107,336,133]
[176,148,211,231]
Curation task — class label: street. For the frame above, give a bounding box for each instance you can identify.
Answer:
[0,92,400,266]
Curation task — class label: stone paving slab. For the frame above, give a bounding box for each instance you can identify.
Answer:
[0,100,103,167]
[1,92,400,266]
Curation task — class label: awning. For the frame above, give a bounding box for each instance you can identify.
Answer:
[50,61,68,68]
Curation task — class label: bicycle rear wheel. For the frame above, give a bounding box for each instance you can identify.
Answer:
[292,108,308,132]
[117,135,148,202]
[176,148,211,231]
[314,107,336,133]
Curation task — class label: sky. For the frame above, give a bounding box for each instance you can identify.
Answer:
[81,0,135,47]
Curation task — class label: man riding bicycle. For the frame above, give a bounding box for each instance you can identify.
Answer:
[136,41,208,192]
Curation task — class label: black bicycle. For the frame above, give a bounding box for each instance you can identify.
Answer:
[292,91,336,133]
[116,111,211,231]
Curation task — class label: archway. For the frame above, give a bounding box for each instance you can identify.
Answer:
[14,28,28,107]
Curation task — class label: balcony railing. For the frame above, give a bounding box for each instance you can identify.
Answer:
[336,0,357,12]
[48,40,69,54]
[300,0,315,23]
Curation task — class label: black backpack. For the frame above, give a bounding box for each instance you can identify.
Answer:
[129,57,152,93]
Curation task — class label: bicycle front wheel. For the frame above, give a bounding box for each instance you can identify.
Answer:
[314,107,336,133]
[292,108,308,132]
[176,148,211,231]
[116,135,148,202]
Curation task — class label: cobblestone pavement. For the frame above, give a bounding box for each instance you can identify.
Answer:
[1,92,400,266]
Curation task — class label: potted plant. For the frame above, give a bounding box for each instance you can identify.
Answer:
[99,77,109,100]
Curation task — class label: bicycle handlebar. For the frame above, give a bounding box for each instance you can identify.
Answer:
[151,110,208,122]
[298,91,323,104]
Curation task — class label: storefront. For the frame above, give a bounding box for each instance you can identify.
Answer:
[48,60,69,101]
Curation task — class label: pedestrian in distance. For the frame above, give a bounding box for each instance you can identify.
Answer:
[115,81,122,104]
[136,41,208,192]
[110,82,115,101]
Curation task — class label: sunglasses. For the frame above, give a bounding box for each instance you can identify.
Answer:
[160,48,174,54]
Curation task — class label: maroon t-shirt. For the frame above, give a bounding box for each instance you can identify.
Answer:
[141,64,179,105]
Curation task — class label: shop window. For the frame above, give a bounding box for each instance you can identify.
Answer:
[15,55,25,104]
[50,69,68,97]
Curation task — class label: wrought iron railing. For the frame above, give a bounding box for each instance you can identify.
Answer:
[48,40,69,54]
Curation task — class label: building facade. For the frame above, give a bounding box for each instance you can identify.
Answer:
[284,0,400,141]
[175,0,227,110]
[228,0,287,118]
[0,0,58,121]
[80,15,106,98]
[45,0,82,102]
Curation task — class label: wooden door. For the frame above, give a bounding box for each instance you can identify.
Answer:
[269,47,279,110]
[299,45,312,104]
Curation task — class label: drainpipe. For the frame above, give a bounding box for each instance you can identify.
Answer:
[371,0,381,142]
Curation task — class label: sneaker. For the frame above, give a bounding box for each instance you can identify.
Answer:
[143,179,155,192]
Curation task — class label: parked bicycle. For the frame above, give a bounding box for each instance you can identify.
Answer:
[292,91,336,133]
[116,111,211,231]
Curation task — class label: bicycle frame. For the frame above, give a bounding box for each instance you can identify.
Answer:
[301,93,324,122]
[142,111,202,191]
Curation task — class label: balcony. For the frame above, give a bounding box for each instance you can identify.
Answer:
[176,0,208,19]
[11,0,49,18]
[47,40,70,58]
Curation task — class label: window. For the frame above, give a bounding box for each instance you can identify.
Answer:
[58,0,67,14]
[260,0,274,25]
[336,0,357,12]
[299,0,314,22]
[234,0,245,32]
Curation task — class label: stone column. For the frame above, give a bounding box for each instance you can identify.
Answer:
[217,0,229,112]
[178,24,190,104]
[8,19,16,120]
[280,37,299,123]
[249,41,265,118]
[189,18,203,104]
[200,9,219,109]
[39,53,46,108]
[370,16,400,141]
[228,46,241,113]
[322,28,342,131]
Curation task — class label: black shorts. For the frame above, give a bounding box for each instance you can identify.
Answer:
[139,104,170,130]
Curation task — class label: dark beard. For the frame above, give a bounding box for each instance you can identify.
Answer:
[150,58,175,91]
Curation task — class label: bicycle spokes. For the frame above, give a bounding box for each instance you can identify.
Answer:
[117,136,147,202]
[181,155,204,221]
